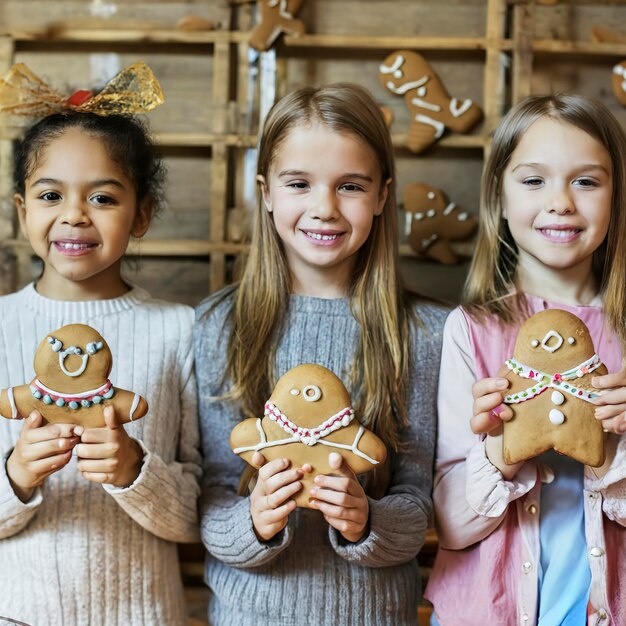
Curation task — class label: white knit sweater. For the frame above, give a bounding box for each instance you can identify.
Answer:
[0,283,201,626]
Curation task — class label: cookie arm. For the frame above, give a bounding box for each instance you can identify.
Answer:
[433,308,537,550]
[103,328,201,544]
[329,307,443,566]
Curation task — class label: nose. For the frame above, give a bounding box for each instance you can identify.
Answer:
[60,198,91,226]
[546,186,574,215]
[309,187,339,220]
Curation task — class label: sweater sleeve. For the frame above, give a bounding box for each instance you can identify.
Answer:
[103,328,202,543]
[433,308,537,550]
[0,448,44,538]
[196,298,292,568]
[329,305,445,567]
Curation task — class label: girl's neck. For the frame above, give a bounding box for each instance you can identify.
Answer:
[288,263,352,299]
[516,254,599,306]
[36,263,130,302]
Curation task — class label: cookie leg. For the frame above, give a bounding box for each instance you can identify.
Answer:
[406,115,442,153]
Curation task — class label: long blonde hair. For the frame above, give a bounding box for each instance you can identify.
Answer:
[224,83,412,450]
[464,94,626,345]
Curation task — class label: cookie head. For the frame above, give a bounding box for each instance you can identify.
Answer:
[34,324,112,393]
[513,309,594,374]
[378,50,430,95]
[269,364,351,432]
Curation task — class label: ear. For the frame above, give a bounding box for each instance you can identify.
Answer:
[256,174,271,213]
[375,177,392,216]
[14,194,28,237]
[130,198,153,238]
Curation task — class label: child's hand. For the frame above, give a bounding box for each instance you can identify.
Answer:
[309,452,369,543]
[75,406,144,488]
[249,451,302,542]
[6,411,79,502]
[592,366,626,434]
[470,377,512,434]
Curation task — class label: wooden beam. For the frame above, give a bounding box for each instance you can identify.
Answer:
[512,2,534,103]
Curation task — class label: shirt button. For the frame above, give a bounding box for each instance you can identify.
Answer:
[589,547,605,557]
[588,491,600,500]
[522,562,532,573]
[597,608,608,619]
[522,614,529,622]
[527,504,538,515]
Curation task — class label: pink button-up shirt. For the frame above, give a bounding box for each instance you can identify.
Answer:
[425,296,626,626]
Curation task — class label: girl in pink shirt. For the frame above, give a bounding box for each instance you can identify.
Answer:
[425,94,626,626]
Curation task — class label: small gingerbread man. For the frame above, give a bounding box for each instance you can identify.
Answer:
[0,324,148,428]
[249,0,306,52]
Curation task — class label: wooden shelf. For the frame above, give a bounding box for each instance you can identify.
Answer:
[283,33,513,52]
[532,39,626,56]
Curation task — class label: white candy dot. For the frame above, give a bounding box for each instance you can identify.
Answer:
[394,69,403,79]
[303,385,322,402]
[427,191,435,200]
[417,86,426,97]
[551,391,565,406]
[427,209,436,217]
[290,388,300,396]
[568,337,575,345]
[531,339,539,347]
[549,409,565,425]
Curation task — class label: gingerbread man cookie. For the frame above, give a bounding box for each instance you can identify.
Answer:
[230,364,387,508]
[612,61,626,106]
[249,0,306,52]
[0,324,148,428]
[379,50,483,153]
[403,182,477,264]
[499,310,606,467]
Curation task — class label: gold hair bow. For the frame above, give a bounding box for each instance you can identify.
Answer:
[0,61,164,117]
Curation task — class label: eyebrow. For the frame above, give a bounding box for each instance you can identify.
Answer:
[277,169,374,182]
[30,177,128,189]
[511,162,610,175]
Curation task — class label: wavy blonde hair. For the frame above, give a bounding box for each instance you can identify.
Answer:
[223,83,412,451]
[464,94,626,345]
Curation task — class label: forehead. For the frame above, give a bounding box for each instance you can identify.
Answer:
[27,127,129,182]
[269,121,380,177]
[507,117,611,169]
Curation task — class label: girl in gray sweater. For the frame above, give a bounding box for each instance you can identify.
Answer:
[196,83,447,625]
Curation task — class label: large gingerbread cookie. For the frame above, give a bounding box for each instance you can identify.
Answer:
[379,50,483,153]
[500,310,605,467]
[403,182,477,264]
[0,324,148,428]
[230,364,387,508]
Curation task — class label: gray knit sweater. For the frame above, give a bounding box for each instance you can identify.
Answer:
[195,290,447,626]
[0,283,202,626]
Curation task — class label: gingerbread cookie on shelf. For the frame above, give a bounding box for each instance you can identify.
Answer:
[230,364,387,508]
[249,0,306,52]
[403,182,477,264]
[612,61,626,106]
[379,50,483,153]
[0,324,148,428]
[498,309,606,467]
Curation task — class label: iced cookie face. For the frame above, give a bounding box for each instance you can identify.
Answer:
[34,324,112,394]
[230,364,387,507]
[501,309,606,467]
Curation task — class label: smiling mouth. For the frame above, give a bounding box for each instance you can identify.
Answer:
[537,228,582,240]
[303,231,342,241]
[56,242,96,250]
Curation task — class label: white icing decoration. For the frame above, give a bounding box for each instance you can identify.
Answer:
[415,212,424,221]
[387,75,428,96]
[415,113,445,138]
[129,393,140,421]
[568,337,575,345]
[443,202,455,215]
[8,387,17,419]
[58,348,89,377]
[531,339,539,347]
[411,95,441,112]
[379,54,404,76]
[551,391,565,405]
[449,97,473,118]
[549,409,565,425]
[427,191,436,200]
[457,211,468,221]
[393,69,403,79]
[417,86,427,97]
[290,388,300,396]
[614,64,625,76]
[33,378,112,400]
[303,385,321,402]
[427,209,436,217]
[541,330,563,353]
